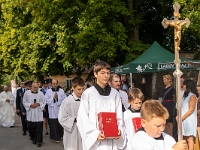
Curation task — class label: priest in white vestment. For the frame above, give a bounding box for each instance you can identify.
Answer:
[23,82,46,147]
[0,86,15,127]
[45,79,66,143]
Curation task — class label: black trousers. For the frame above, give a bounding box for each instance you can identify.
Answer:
[28,121,43,144]
[20,113,27,132]
[49,119,63,140]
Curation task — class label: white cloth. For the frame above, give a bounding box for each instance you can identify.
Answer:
[123,110,140,149]
[182,92,197,136]
[58,94,82,150]
[0,91,15,127]
[119,90,129,110]
[45,88,66,119]
[130,131,176,150]
[77,86,126,150]
[23,90,46,122]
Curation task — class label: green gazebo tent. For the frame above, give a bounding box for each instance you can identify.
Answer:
[111,41,197,74]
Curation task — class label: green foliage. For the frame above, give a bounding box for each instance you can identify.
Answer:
[0,0,199,80]
[162,0,200,52]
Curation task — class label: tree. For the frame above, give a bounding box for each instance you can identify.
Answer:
[0,0,85,79]
[0,0,199,80]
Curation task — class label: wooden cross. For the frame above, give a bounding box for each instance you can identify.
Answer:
[161,2,190,141]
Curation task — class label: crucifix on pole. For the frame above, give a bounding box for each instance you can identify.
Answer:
[162,2,190,141]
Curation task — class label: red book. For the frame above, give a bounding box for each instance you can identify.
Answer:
[132,117,142,132]
[98,112,118,138]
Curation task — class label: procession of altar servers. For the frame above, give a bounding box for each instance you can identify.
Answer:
[0,76,199,150]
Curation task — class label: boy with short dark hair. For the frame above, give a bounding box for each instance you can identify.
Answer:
[77,61,126,150]
[130,100,187,150]
[58,77,85,150]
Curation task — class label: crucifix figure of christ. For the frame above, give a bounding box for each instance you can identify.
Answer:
[162,2,190,141]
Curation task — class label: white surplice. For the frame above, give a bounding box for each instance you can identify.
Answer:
[123,110,140,150]
[0,91,15,127]
[45,88,66,119]
[119,90,129,110]
[58,93,82,150]
[23,90,46,122]
[77,86,126,150]
[129,131,176,150]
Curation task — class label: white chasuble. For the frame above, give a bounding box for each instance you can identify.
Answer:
[0,91,15,127]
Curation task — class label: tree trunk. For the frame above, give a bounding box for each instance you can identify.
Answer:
[127,0,140,44]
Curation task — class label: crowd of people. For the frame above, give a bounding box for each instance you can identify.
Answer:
[0,61,199,150]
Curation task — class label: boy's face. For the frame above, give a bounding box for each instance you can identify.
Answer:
[128,98,142,110]
[72,85,85,98]
[142,117,166,138]
[94,68,110,87]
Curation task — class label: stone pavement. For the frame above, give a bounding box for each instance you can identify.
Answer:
[0,113,63,150]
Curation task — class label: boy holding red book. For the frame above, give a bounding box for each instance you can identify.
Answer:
[77,61,126,150]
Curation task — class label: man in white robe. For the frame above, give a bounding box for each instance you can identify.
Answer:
[77,61,126,150]
[23,82,46,147]
[45,79,66,143]
[58,77,85,150]
[0,86,15,127]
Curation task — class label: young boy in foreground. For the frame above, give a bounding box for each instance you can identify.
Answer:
[130,100,187,150]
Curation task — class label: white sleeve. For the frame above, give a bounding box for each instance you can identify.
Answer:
[58,99,75,132]
[38,92,46,111]
[115,92,127,149]
[23,92,31,111]
[77,92,101,150]
[45,90,54,106]
[9,92,15,106]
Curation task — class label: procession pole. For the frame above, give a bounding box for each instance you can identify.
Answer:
[162,2,190,140]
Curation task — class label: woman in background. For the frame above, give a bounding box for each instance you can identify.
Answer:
[182,80,198,150]
[161,74,175,137]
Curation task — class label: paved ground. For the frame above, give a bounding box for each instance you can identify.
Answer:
[0,113,63,150]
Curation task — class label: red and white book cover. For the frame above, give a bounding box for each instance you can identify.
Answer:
[132,117,142,132]
[98,112,118,138]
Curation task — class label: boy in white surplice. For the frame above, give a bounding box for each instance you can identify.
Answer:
[130,100,187,150]
[77,61,126,150]
[58,77,85,150]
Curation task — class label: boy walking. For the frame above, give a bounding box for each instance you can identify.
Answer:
[58,77,85,150]
[77,61,126,150]
[130,100,187,150]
